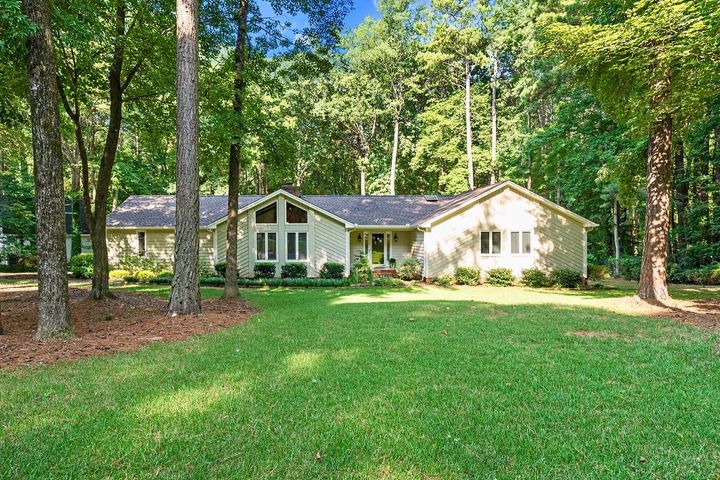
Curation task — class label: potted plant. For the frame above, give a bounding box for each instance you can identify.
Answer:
[389,258,397,268]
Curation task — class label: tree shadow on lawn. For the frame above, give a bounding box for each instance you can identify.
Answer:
[2,289,719,478]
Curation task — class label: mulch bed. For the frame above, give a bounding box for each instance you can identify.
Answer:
[0,286,258,369]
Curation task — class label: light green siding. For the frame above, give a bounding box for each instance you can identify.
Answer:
[107,228,213,270]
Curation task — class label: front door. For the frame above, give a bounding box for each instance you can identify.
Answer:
[371,233,385,265]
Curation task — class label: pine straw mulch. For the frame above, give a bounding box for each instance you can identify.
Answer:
[0,285,258,369]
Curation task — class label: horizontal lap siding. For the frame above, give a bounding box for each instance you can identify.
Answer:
[312,212,346,276]
[216,221,227,263]
[238,215,251,277]
[107,228,213,270]
[427,187,585,277]
[390,231,413,261]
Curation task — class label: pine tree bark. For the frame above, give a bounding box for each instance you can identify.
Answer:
[169,0,201,315]
[23,0,72,340]
[638,73,672,300]
[390,116,399,195]
[464,58,475,190]
[489,52,498,185]
[223,0,249,299]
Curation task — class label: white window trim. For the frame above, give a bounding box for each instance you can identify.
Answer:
[509,230,532,256]
[137,231,147,257]
[286,231,309,262]
[479,230,502,256]
[256,232,278,262]
[285,202,308,225]
[255,202,279,226]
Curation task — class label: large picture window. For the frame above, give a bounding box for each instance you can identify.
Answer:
[480,231,501,255]
[255,203,277,224]
[287,232,308,261]
[511,231,531,254]
[256,232,277,260]
[286,203,308,224]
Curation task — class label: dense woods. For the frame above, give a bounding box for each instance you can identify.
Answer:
[1,0,719,306]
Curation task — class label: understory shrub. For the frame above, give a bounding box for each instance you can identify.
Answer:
[371,277,404,287]
[135,270,155,283]
[673,263,720,285]
[520,268,549,288]
[619,256,641,281]
[116,254,158,274]
[352,256,372,284]
[109,269,131,280]
[69,253,94,279]
[319,262,345,279]
[549,268,583,288]
[281,262,308,278]
[433,275,455,287]
[397,258,422,280]
[454,267,481,285]
[214,262,226,277]
[485,268,514,286]
[254,262,276,279]
[156,270,173,278]
[587,264,609,280]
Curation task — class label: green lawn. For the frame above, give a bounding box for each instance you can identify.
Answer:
[1,284,719,478]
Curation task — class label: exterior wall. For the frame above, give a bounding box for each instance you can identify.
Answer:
[107,228,214,270]
[65,234,92,258]
[425,186,586,278]
[349,229,416,267]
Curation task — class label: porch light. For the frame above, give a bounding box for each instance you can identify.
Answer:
[393,233,398,242]
[357,233,362,241]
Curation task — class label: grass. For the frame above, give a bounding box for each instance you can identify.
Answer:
[1,283,719,478]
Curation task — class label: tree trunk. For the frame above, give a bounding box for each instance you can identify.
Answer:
[169,0,201,315]
[638,74,672,300]
[223,0,249,299]
[390,116,399,195]
[714,125,720,242]
[23,0,72,340]
[489,52,498,185]
[613,198,621,277]
[464,59,475,190]
[360,165,366,195]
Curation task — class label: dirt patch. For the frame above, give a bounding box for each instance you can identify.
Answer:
[0,286,258,369]
[603,296,720,330]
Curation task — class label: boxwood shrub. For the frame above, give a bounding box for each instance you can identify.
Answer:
[69,253,94,279]
[433,274,455,287]
[254,262,276,279]
[520,268,549,288]
[281,262,308,278]
[485,268,514,286]
[454,267,481,285]
[549,268,583,288]
[397,258,422,280]
[319,262,345,279]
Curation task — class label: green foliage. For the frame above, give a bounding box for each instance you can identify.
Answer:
[281,263,308,278]
[454,267,481,285]
[549,269,583,289]
[319,262,345,279]
[619,256,642,281]
[433,274,455,287]
[485,268,514,286]
[371,276,405,287]
[116,255,160,274]
[520,268,549,288]
[397,258,422,280]
[388,258,397,268]
[156,270,173,278]
[254,263,276,279]
[352,256,372,284]
[136,270,156,283]
[587,264,610,281]
[214,262,226,277]
[69,253,94,279]
[109,269,131,280]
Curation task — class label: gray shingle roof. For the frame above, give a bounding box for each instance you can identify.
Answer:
[106,184,499,228]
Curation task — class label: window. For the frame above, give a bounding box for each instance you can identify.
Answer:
[138,232,146,256]
[256,232,277,260]
[255,203,277,224]
[286,203,308,223]
[480,231,501,255]
[511,231,531,254]
[287,232,308,260]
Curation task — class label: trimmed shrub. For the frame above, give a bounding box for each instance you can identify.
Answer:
[124,275,138,283]
[254,262,276,279]
[433,274,455,287]
[69,253,94,279]
[109,269,131,280]
[455,267,481,285]
[352,256,372,284]
[214,262,226,277]
[619,256,641,281]
[549,268,583,288]
[587,264,609,280]
[520,268,549,288]
[372,277,404,287]
[156,270,173,278]
[397,258,422,281]
[136,270,155,283]
[485,268,514,286]
[116,254,158,274]
[281,262,308,278]
[319,262,345,279]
